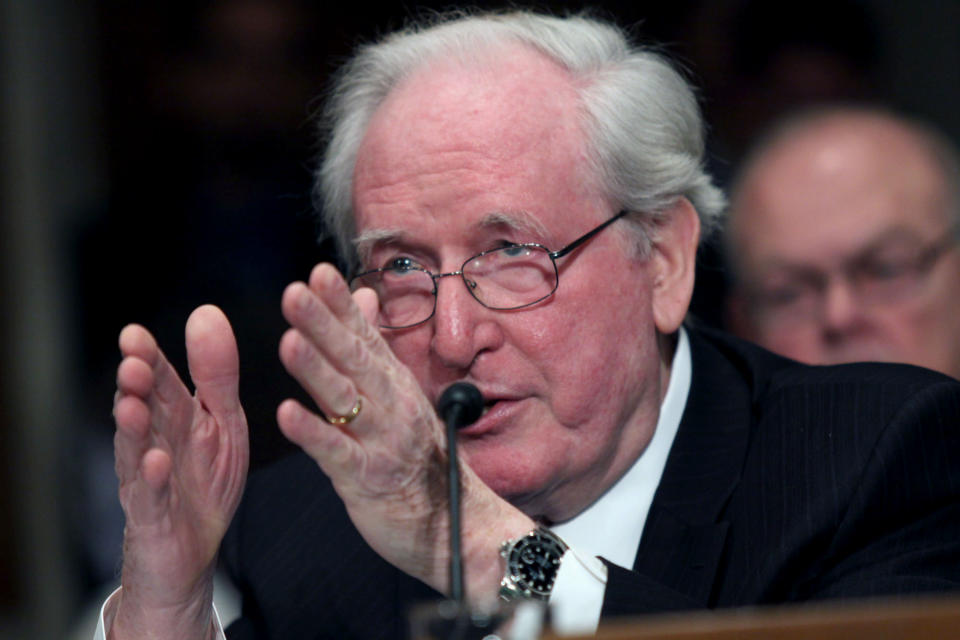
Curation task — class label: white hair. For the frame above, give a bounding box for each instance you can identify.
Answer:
[315,10,726,269]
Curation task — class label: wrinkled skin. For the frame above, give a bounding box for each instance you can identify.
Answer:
[275,265,535,600]
[111,307,248,639]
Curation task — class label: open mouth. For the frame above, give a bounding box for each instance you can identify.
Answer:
[463,397,516,434]
[444,388,523,435]
[448,397,500,435]
[481,399,497,418]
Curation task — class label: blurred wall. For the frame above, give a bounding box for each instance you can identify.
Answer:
[1,1,105,637]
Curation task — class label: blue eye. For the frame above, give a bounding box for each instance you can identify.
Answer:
[501,243,529,257]
[387,257,417,272]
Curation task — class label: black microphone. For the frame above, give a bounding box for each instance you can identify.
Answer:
[437,382,483,606]
[438,382,484,429]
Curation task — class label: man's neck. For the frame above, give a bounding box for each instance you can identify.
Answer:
[523,329,686,524]
[657,329,679,404]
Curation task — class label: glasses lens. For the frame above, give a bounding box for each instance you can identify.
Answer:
[464,245,557,309]
[352,268,435,328]
[749,282,820,325]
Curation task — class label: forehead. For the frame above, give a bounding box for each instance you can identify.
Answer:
[733,117,951,265]
[351,45,606,245]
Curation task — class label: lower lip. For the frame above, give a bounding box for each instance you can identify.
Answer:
[458,399,518,436]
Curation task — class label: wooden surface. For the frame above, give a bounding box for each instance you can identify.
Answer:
[544,594,960,639]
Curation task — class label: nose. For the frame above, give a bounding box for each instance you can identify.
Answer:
[429,273,504,371]
[820,275,865,337]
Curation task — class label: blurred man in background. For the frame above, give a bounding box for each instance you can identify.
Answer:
[725,107,960,378]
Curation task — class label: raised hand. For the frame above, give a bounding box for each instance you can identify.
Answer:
[276,264,534,604]
[111,305,248,639]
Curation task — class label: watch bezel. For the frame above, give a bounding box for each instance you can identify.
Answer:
[500,527,568,601]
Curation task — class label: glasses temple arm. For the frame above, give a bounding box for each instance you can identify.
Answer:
[549,210,629,260]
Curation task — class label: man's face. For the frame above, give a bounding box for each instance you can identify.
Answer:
[350,50,671,521]
[729,117,960,378]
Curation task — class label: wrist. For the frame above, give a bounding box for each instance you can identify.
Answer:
[459,495,536,607]
[109,573,217,640]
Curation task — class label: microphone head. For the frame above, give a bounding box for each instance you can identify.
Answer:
[437,382,484,428]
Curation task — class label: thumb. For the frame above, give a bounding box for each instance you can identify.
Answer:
[185,304,241,416]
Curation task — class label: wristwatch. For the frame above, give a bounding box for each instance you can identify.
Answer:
[498,526,569,602]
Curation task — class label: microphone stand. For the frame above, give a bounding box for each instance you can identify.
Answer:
[446,404,466,605]
[413,383,543,640]
[434,383,485,640]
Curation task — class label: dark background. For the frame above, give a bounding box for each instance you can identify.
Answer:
[1,1,957,638]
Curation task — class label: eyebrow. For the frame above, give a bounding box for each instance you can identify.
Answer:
[352,228,406,264]
[352,210,552,263]
[858,227,939,253]
[751,226,944,281]
[477,211,550,239]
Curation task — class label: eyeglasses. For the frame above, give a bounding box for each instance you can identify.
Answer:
[350,210,629,329]
[746,229,958,325]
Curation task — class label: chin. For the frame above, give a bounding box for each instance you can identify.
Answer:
[824,346,901,366]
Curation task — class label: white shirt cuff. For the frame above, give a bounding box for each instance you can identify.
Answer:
[548,547,608,635]
[92,553,604,639]
[93,587,227,640]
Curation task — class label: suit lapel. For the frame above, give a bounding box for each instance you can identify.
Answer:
[632,329,753,605]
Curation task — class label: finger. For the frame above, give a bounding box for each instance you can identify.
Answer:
[141,448,173,491]
[113,348,160,483]
[114,392,151,439]
[308,264,387,351]
[278,328,362,420]
[277,398,359,472]
[113,394,152,481]
[118,323,193,414]
[117,356,154,398]
[121,447,174,527]
[281,282,387,388]
[185,305,242,419]
[309,264,360,325]
[353,287,380,328]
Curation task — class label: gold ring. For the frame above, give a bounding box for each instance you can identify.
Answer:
[327,396,362,425]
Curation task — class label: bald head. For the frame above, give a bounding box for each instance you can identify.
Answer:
[726,108,960,378]
[730,110,956,254]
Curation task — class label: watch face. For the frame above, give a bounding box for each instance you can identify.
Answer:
[507,530,566,597]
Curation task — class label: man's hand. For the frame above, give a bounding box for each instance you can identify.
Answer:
[277,264,534,605]
[110,305,249,640]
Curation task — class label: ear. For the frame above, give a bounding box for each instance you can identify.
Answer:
[650,197,700,335]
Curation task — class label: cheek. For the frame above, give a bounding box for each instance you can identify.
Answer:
[383,331,433,382]
[529,287,655,424]
[759,326,821,361]
[885,298,951,351]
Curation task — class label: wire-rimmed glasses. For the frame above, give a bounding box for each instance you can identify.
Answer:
[746,228,959,325]
[350,210,629,328]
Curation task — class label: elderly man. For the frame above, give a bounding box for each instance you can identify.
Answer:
[725,107,960,378]
[101,13,960,640]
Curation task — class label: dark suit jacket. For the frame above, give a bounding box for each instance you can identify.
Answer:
[221,327,960,639]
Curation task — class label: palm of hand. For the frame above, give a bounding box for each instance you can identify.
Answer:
[114,305,248,606]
